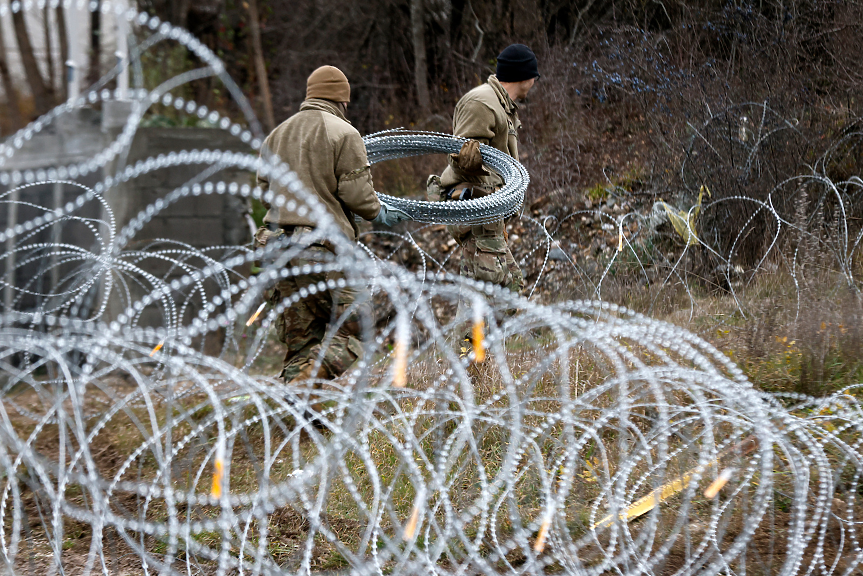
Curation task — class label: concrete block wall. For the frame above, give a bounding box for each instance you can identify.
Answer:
[106,127,254,252]
[1,113,256,326]
[102,126,255,331]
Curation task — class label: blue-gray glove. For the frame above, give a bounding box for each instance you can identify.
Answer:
[372,201,412,227]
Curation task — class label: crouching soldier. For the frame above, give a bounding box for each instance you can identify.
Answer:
[255,65,409,397]
[429,44,540,305]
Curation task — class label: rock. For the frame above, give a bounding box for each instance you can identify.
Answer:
[832,497,847,515]
[549,241,568,261]
[549,247,568,261]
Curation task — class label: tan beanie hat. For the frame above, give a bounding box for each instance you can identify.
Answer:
[306,65,351,103]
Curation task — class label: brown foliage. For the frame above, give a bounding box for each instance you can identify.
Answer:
[145,1,863,280]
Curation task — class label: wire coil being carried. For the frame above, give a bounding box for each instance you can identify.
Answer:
[363,130,529,225]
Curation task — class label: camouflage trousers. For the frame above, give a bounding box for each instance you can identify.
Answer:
[254,226,367,387]
[459,234,524,294]
[455,234,524,338]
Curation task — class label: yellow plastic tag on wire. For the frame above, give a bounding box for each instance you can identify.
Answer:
[659,185,710,246]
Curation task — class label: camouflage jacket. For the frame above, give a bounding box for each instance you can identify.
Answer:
[256,98,381,241]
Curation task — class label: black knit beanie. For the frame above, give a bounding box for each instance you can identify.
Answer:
[495,44,540,82]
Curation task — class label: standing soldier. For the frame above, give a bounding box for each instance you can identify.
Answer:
[430,44,539,308]
[255,65,409,394]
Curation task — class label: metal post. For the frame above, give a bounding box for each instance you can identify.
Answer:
[65,0,86,102]
[51,180,63,290]
[115,51,126,98]
[66,60,79,102]
[115,0,129,99]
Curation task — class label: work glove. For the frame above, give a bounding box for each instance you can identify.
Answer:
[372,201,412,227]
[426,174,444,201]
[450,140,490,177]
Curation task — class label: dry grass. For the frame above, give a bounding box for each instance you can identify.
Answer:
[4,273,862,574]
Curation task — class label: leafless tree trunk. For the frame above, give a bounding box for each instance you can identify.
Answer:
[88,0,101,86]
[568,0,600,47]
[11,6,54,113]
[173,0,192,29]
[410,0,431,116]
[0,17,23,130]
[428,0,453,79]
[468,0,484,61]
[429,0,453,47]
[248,0,275,131]
[43,7,55,96]
[56,4,68,101]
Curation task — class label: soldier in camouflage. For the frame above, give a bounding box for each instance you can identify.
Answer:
[430,44,540,307]
[255,65,409,399]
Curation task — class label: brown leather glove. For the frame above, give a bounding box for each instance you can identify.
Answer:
[449,140,490,177]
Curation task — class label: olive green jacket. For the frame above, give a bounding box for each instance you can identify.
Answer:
[442,75,522,244]
[256,98,381,240]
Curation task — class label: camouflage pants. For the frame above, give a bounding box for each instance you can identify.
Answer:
[254,226,367,385]
[455,234,524,338]
[459,235,524,294]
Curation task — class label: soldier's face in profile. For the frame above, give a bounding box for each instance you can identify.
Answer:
[516,78,536,100]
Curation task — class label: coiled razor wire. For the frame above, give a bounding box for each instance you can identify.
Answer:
[2,295,863,576]
[364,130,529,224]
[0,2,861,576]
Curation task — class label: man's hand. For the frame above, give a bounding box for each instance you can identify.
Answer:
[372,201,412,226]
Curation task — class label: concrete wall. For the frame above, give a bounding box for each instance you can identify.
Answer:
[1,111,255,319]
[105,126,253,250]
[101,125,254,332]
[1,107,104,170]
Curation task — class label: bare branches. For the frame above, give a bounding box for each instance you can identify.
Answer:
[11,4,54,113]
[467,0,484,62]
[248,0,275,131]
[410,0,431,116]
[0,12,22,131]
